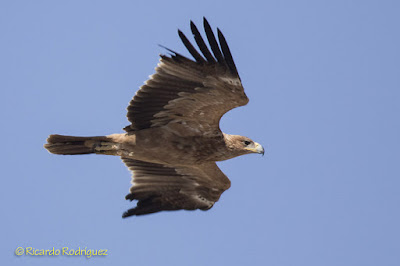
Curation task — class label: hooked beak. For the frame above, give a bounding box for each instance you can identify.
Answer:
[255,142,265,156]
[246,142,265,156]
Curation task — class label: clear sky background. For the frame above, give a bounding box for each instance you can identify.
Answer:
[2,1,399,265]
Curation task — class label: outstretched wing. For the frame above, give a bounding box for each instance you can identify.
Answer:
[121,157,231,217]
[125,17,248,134]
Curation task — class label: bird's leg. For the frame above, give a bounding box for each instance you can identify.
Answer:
[93,141,136,157]
[91,141,120,156]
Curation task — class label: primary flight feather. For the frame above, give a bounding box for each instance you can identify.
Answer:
[44,18,264,217]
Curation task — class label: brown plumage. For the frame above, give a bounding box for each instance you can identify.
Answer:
[44,18,264,217]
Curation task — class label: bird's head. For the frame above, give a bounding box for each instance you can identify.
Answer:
[224,134,264,158]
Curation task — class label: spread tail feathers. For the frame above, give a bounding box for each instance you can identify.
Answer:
[44,134,112,155]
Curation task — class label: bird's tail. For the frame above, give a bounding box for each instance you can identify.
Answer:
[44,134,113,155]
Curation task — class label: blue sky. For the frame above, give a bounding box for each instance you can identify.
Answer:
[2,1,399,265]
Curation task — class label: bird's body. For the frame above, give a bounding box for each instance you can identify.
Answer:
[45,18,264,217]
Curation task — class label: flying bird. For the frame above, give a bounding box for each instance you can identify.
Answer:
[44,18,264,217]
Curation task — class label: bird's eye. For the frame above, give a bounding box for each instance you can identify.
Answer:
[244,140,251,146]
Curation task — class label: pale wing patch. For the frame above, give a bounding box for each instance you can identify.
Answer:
[219,77,242,88]
[192,194,214,209]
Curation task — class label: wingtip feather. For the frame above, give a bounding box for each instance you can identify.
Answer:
[203,18,224,63]
[178,28,205,63]
[217,28,238,75]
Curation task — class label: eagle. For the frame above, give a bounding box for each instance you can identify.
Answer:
[44,18,264,217]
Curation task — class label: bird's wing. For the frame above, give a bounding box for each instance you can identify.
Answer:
[125,18,248,135]
[121,157,231,217]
